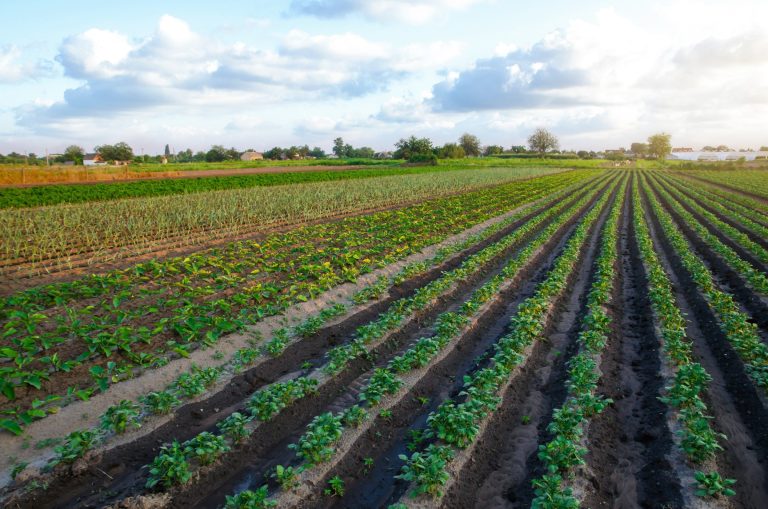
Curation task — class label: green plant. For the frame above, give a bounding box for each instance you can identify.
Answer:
[50,430,100,466]
[271,464,302,490]
[324,475,345,497]
[217,412,253,444]
[694,471,736,497]
[146,441,191,489]
[224,486,276,508]
[183,431,230,466]
[101,400,141,434]
[397,445,454,497]
[289,412,343,465]
[142,391,180,415]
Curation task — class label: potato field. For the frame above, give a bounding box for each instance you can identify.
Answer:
[1,167,768,509]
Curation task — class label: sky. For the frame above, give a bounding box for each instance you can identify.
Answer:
[1,0,767,155]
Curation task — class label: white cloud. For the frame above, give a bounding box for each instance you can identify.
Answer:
[0,45,54,83]
[17,15,462,134]
[288,0,488,24]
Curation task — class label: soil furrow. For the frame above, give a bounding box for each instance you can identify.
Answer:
[584,181,683,508]
[440,178,617,509]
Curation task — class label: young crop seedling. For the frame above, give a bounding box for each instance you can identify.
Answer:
[324,476,345,497]
[101,400,141,434]
[224,485,276,508]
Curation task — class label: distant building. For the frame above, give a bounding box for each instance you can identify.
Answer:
[240,151,264,161]
[83,153,106,166]
[672,147,693,152]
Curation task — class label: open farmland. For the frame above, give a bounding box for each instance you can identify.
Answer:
[1,166,768,509]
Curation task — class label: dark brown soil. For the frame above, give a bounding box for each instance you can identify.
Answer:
[584,182,682,509]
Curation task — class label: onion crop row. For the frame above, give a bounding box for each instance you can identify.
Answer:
[0,168,570,269]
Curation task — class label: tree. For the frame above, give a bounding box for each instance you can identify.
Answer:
[510,145,527,153]
[63,145,85,164]
[332,137,345,157]
[630,143,648,158]
[205,145,228,162]
[647,133,672,160]
[308,146,326,158]
[263,147,285,160]
[483,145,504,156]
[458,133,480,157]
[760,146,768,152]
[164,144,171,158]
[95,142,134,162]
[393,136,434,160]
[439,143,465,159]
[527,128,559,155]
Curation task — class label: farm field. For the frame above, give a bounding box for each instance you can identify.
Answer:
[1,166,768,509]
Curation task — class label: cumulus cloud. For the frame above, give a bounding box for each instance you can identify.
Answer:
[0,45,54,83]
[288,0,485,24]
[17,15,461,133]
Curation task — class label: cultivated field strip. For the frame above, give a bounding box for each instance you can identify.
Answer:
[0,168,571,278]
[659,173,768,245]
[638,174,768,509]
[6,168,768,509]
[0,175,604,467]
[389,175,623,508]
[0,171,598,434]
[1,175,615,507]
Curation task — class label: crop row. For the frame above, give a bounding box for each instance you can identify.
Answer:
[647,175,768,294]
[640,175,768,393]
[138,174,614,501]
[672,172,768,216]
[0,172,598,431]
[0,166,475,209]
[660,173,768,242]
[527,175,624,507]
[682,169,768,201]
[0,167,571,271]
[393,174,620,504]
[652,173,768,269]
[633,177,735,499]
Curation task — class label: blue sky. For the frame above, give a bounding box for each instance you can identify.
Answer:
[1,0,767,155]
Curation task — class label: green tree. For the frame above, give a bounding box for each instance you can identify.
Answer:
[759,146,768,152]
[510,145,527,153]
[439,143,465,159]
[458,133,480,157]
[332,137,345,157]
[205,145,228,162]
[308,146,326,158]
[393,136,434,160]
[483,145,504,156]
[63,145,85,164]
[95,142,134,162]
[647,133,672,160]
[630,142,648,158]
[527,128,559,155]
